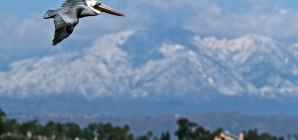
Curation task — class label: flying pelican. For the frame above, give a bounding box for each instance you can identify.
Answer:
[43,0,124,46]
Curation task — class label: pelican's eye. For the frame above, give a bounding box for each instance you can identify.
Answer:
[96,2,101,6]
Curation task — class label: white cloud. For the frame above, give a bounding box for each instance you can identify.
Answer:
[2,0,298,65]
[0,13,57,64]
[184,2,298,41]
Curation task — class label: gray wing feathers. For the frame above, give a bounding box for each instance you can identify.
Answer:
[52,11,79,46]
[62,0,86,7]
[52,23,76,46]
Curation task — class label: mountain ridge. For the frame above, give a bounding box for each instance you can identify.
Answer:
[1,29,298,99]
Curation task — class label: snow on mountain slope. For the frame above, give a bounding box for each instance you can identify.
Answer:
[1,30,298,99]
[0,31,134,97]
[194,35,298,97]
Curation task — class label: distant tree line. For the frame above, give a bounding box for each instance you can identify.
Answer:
[0,108,292,140]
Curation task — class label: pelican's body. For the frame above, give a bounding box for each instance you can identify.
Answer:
[44,0,124,46]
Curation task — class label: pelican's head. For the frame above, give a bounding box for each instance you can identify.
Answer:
[86,0,125,16]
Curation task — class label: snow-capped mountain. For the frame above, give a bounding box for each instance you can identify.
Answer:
[1,29,298,99]
[194,35,298,97]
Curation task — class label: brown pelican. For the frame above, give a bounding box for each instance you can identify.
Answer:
[43,0,124,46]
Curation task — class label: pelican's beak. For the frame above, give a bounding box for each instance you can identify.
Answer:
[93,3,125,17]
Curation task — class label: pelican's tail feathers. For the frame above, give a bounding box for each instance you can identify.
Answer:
[43,10,56,19]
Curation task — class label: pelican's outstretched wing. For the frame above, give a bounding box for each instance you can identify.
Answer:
[62,0,86,7]
[52,11,79,46]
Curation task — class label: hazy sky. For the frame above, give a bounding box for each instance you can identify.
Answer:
[2,0,298,114]
[0,0,298,17]
[1,0,298,17]
[2,0,298,64]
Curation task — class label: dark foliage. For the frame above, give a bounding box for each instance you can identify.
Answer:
[0,108,291,140]
[243,129,285,140]
[175,118,222,140]
[0,108,6,135]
